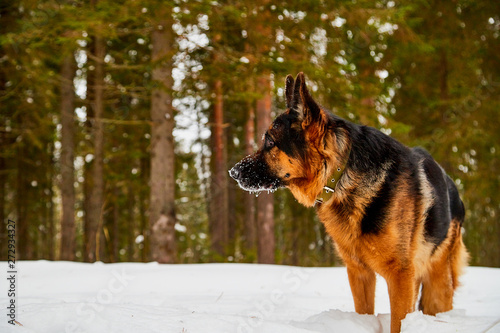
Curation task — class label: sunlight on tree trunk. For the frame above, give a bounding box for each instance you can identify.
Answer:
[243,105,257,254]
[256,75,275,264]
[150,14,177,264]
[209,79,229,258]
[60,53,76,261]
[86,32,105,262]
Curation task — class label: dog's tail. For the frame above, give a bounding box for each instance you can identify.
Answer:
[445,175,468,289]
[446,175,465,226]
[450,221,469,289]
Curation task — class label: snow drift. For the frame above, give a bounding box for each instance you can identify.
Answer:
[1,261,499,332]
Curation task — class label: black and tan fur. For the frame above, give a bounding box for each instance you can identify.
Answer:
[229,73,468,333]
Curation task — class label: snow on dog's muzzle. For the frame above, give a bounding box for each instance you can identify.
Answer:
[229,153,282,193]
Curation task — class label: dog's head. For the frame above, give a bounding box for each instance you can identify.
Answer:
[230,73,348,207]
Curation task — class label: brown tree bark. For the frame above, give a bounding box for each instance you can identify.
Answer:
[85,32,105,262]
[140,156,149,262]
[0,134,6,259]
[83,157,92,261]
[46,144,55,260]
[209,79,229,257]
[83,36,94,261]
[16,141,30,259]
[149,16,177,263]
[59,53,76,261]
[243,105,257,254]
[127,187,135,261]
[16,113,33,259]
[112,185,119,262]
[256,75,275,264]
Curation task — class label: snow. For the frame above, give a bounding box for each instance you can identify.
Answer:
[1,262,499,333]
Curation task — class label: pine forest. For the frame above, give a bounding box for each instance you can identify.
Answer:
[0,0,499,267]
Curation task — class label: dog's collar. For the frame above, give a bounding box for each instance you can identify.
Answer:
[315,149,350,205]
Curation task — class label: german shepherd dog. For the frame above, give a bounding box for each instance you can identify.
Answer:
[229,73,468,333]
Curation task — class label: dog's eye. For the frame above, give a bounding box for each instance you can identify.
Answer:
[265,136,275,149]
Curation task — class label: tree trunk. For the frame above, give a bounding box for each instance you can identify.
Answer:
[86,33,105,262]
[83,158,92,261]
[16,117,32,259]
[256,75,275,264]
[209,79,229,258]
[226,117,236,256]
[60,53,76,261]
[16,159,30,259]
[140,156,149,262]
[243,105,257,254]
[127,187,135,261]
[45,143,55,260]
[83,37,94,261]
[150,16,177,263]
[0,134,6,260]
[113,185,119,262]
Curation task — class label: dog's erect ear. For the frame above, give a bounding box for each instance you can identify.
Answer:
[290,72,322,126]
[285,74,294,109]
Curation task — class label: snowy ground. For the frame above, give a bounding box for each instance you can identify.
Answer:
[1,261,499,333]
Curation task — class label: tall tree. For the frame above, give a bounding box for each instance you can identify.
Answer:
[209,78,229,257]
[256,75,275,264]
[16,121,31,259]
[243,105,257,254]
[0,0,18,259]
[85,0,106,261]
[149,8,177,263]
[59,52,76,261]
[127,187,135,261]
[0,138,5,256]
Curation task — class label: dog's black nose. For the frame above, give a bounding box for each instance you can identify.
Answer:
[229,167,240,180]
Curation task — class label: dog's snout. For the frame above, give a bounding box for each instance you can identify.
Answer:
[229,154,281,192]
[229,167,240,180]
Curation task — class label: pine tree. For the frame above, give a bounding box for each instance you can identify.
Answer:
[85,6,106,261]
[149,4,177,263]
[255,75,275,264]
[209,78,229,257]
[59,51,76,261]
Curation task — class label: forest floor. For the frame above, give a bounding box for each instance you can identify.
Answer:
[1,261,499,333]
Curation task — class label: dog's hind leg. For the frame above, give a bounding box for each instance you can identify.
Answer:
[419,222,468,315]
[346,263,376,315]
[419,261,453,315]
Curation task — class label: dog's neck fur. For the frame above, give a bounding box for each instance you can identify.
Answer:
[315,146,351,205]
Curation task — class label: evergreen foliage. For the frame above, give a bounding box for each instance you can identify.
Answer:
[0,0,498,266]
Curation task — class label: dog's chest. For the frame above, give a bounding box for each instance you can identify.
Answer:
[317,203,400,271]
[317,205,365,254]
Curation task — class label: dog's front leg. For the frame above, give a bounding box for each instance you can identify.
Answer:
[346,263,376,315]
[387,268,416,333]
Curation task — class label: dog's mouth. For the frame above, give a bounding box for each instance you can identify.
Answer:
[229,156,283,193]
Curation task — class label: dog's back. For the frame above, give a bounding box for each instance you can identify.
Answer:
[412,147,465,246]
